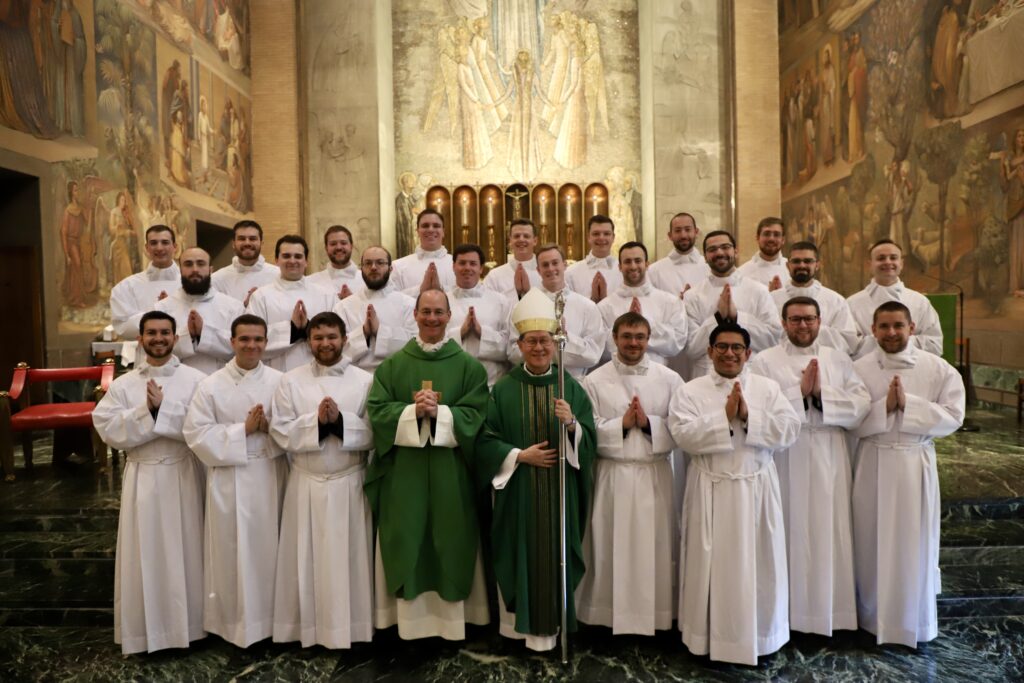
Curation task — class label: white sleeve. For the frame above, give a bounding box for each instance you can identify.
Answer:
[92,382,158,450]
[183,384,249,467]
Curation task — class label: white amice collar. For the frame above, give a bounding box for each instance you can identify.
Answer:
[311,357,350,377]
[786,279,821,296]
[866,279,905,300]
[415,334,449,352]
[752,252,786,266]
[137,355,181,378]
[145,262,180,281]
[616,282,652,298]
[324,263,359,280]
[781,337,820,356]
[452,285,484,299]
[276,276,309,291]
[415,246,448,259]
[669,249,702,265]
[224,358,261,383]
[232,255,267,273]
[612,354,650,375]
[585,252,616,268]
[879,345,918,369]
[707,272,740,288]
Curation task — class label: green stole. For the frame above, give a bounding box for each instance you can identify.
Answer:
[365,338,490,601]
[476,364,596,637]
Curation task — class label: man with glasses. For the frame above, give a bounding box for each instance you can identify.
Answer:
[682,231,781,378]
[334,246,417,372]
[770,241,859,355]
[577,312,682,636]
[212,220,280,305]
[391,209,456,295]
[736,217,788,290]
[668,322,800,665]
[749,297,870,637]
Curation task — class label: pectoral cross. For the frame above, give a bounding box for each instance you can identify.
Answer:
[414,379,442,402]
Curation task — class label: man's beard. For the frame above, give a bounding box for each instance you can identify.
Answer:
[143,341,173,360]
[673,237,694,253]
[329,253,351,268]
[181,274,212,295]
[363,270,390,291]
[791,270,813,284]
[709,257,733,276]
[314,346,342,366]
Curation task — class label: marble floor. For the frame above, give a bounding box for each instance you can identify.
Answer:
[1,407,1022,682]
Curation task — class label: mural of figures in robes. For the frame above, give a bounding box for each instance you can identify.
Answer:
[0,0,88,140]
[399,0,630,185]
[395,171,420,257]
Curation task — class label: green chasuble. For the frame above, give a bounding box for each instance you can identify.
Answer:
[475,364,596,638]
[365,339,490,602]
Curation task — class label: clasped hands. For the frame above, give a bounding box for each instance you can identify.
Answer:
[725,381,749,423]
[413,388,440,419]
[885,375,907,413]
[244,403,270,434]
[622,395,649,430]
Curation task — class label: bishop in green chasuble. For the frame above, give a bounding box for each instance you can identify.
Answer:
[365,328,490,604]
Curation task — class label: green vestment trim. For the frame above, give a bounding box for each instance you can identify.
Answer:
[475,364,596,637]
[365,339,490,601]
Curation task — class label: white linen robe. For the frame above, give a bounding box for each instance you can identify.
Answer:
[483,256,541,298]
[847,280,944,358]
[334,282,417,372]
[578,358,683,634]
[211,256,281,303]
[507,287,605,378]
[246,277,336,372]
[771,280,860,356]
[156,288,244,374]
[391,247,456,295]
[851,347,964,647]
[183,360,288,648]
[684,273,782,378]
[749,341,870,635]
[110,263,181,339]
[736,253,789,288]
[668,369,800,665]
[270,359,375,649]
[648,251,709,380]
[445,285,513,385]
[91,358,206,654]
[597,282,689,365]
[307,263,366,300]
[565,253,624,299]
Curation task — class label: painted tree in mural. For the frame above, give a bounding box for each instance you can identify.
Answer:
[915,120,964,282]
[863,0,926,164]
[959,134,993,220]
[96,0,157,198]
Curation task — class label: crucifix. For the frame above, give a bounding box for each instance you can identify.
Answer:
[506,188,529,220]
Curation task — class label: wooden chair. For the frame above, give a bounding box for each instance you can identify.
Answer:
[0,360,115,482]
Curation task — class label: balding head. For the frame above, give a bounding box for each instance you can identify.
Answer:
[180,247,212,295]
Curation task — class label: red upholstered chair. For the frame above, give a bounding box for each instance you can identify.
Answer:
[0,360,115,482]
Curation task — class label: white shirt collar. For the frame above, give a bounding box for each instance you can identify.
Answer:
[231,255,267,273]
[668,249,702,265]
[311,357,350,377]
[616,282,652,298]
[145,262,180,281]
[415,246,448,260]
[415,334,449,352]
[585,252,616,269]
[137,355,181,378]
[612,354,650,375]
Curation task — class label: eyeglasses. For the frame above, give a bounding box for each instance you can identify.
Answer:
[705,243,734,254]
[712,342,746,354]
[789,258,817,265]
[785,315,819,325]
[361,260,389,268]
[521,337,554,348]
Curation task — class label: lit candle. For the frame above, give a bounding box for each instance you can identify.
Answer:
[434,196,443,213]
[487,196,495,226]
[590,193,600,215]
[460,195,469,226]
[565,193,574,221]
[539,194,548,225]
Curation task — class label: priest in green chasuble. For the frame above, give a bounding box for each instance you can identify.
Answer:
[476,288,597,651]
[365,288,491,640]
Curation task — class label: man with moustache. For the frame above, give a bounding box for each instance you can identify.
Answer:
[110,225,181,341]
[366,289,491,641]
[736,217,789,290]
[847,240,943,358]
[92,311,207,654]
[769,242,859,355]
[212,220,280,305]
[597,242,688,366]
[565,215,623,303]
[246,235,336,372]
[648,212,711,300]
[156,247,244,374]
[308,224,366,300]
[683,231,781,378]
[476,288,597,651]
[446,243,513,386]
[577,312,683,636]
[183,314,288,648]
[482,218,542,300]
[391,209,457,294]
[334,246,417,372]
[851,301,964,648]
[270,312,375,649]
[507,244,605,379]
[668,322,800,665]
[749,297,870,636]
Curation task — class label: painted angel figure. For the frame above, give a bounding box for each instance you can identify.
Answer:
[491,49,555,182]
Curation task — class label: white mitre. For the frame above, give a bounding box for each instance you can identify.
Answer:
[512,287,559,335]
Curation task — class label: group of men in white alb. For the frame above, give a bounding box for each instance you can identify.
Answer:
[94,210,964,665]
